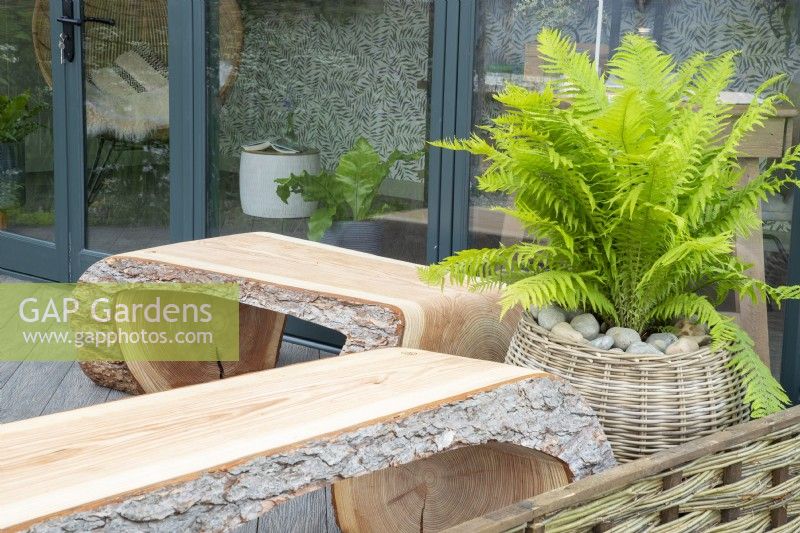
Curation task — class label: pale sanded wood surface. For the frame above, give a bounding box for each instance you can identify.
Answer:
[1,349,614,531]
[333,444,570,532]
[79,232,520,393]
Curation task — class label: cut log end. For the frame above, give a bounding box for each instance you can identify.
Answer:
[81,303,285,393]
[332,443,570,532]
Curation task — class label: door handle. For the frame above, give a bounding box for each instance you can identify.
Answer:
[57,0,116,64]
[57,16,116,27]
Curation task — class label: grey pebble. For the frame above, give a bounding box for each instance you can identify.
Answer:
[537,304,566,330]
[645,332,678,348]
[551,321,586,343]
[626,341,663,354]
[606,326,641,350]
[570,313,600,340]
[590,335,614,350]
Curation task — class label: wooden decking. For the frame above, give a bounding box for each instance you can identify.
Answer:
[0,342,342,533]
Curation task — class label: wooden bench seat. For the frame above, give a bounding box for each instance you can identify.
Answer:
[1,349,615,532]
[78,232,520,393]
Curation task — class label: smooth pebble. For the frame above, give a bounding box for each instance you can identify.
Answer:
[570,313,600,340]
[590,335,614,350]
[645,332,678,347]
[682,334,712,346]
[626,341,663,354]
[537,304,566,330]
[666,337,701,355]
[606,326,641,350]
[550,321,586,343]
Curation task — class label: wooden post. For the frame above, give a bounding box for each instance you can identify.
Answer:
[719,462,743,523]
[659,471,683,523]
[734,158,770,367]
[770,466,790,528]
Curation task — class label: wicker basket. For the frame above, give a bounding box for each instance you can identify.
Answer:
[506,312,749,462]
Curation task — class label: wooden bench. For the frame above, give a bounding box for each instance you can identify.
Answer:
[1,349,615,532]
[78,232,520,393]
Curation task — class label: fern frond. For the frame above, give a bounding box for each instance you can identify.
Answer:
[500,270,618,321]
[418,243,568,290]
[536,28,608,117]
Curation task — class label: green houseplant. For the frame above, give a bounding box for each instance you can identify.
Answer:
[421,29,800,458]
[0,92,43,220]
[276,137,422,252]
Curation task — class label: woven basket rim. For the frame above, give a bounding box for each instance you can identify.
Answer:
[522,312,723,360]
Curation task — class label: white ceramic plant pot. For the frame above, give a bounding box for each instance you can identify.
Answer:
[239,150,319,218]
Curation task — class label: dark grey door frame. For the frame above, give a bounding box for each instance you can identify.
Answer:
[0,0,70,281]
[428,0,476,262]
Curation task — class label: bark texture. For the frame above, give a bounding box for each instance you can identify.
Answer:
[25,377,615,532]
[78,257,405,393]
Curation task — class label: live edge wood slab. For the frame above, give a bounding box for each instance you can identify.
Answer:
[1,349,615,532]
[78,232,521,394]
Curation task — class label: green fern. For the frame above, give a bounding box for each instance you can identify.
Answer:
[421,29,798,418]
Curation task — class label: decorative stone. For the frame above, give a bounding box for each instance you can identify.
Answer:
[646,332,677,346]
[626,341,662,354]
[530,305,540,319]
[675,318,708,337]
[606,327,641,350]
[682,335,712,347]
[666,337,701,355]
[537,305,567,331]
[571,313,600,340]
[565,309,583,321]
[590,335,614,350]
[551,322,586,343]
[645,332,678,352]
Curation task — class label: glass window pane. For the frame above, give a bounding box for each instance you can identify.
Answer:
[82,0,171,254]
[1,1,55,242]
[206,0,433,264]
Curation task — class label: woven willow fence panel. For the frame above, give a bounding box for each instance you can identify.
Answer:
[449,405,800,533]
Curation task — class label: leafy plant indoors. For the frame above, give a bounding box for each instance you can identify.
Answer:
[0,92,44,144]
[420,29,800,418]
[276,137,422,240]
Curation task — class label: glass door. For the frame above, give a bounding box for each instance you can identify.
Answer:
[1,0,173,281]
[0,0,66,280]
[71,0,172,275]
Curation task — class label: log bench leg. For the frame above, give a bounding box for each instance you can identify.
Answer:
[81,303,286,394]
[332,443,571,532]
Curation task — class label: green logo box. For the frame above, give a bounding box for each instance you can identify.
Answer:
[0,283,240,362]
